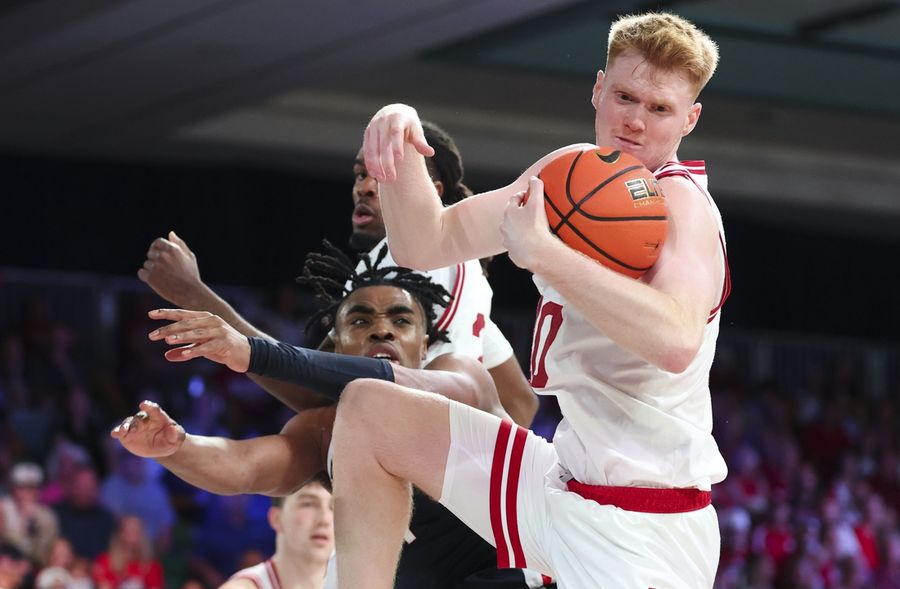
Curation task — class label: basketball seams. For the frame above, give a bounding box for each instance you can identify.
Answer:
[556,163,646,229]
[557,221,654,272]
[541,147,668,278]
[549,149,586,234]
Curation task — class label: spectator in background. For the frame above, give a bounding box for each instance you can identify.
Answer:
[1,462,59,565]
[0,542,32,589]
[55,465,116,560]
[99,447,174,555]
[92,515,163,589]
[36,536,94,589]
[221,478,333,589]
[189,494,275,589]
[40,438,91,506]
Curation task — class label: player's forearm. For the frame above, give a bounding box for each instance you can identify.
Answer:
[532,238,704,373]
[379,145,448,269]
[184,290,332,409]
[185,283,272,340]
[157,434,258,495]
[489,359,539,427]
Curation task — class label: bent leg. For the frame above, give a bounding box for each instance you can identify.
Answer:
[332,379,452,589]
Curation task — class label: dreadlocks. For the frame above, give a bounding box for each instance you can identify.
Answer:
[296,240,452,345]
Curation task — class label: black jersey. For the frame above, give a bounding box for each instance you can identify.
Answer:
[393,489,551,589]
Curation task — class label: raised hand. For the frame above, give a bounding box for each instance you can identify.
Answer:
[138,231,203,307]
[111,400,185,458]
[148,308,251,373]
[362,104,435,182]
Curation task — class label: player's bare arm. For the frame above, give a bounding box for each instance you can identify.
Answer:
[147,308,330,411]
[394,353,508,419]
[140,234,333,410]
[365,104,591,270]
[112,400,333,496]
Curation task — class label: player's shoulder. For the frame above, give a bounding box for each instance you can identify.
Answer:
[424,352,482,373]
[220,575,261,589]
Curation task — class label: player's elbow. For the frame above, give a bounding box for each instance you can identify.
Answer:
[659,336,702,374]
[390,248,441,272]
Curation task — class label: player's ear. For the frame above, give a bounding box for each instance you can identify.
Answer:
[267,506,282,533]
[682,102,702,137]
[591,70,605,109]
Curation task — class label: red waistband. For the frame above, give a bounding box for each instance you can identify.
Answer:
[566,480,712,514]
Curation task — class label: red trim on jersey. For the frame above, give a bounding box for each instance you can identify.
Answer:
[435,263,465,332]
[655,161,731,321]
[265,560,282,589]
[490,420,513,567]
[567,480,712,513]
[505,425,529,568]
[707,233,732,323]
[541,574,554,586]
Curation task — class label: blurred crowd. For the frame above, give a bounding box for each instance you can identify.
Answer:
[1,283,898,589]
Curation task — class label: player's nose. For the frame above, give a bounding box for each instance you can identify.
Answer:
[368,321,396,341]
[355,175,378,199]
[624,110,646,132]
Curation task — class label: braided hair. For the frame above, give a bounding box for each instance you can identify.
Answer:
[296,240,452,345]
[421,120,472,205]
[421,120,493,275]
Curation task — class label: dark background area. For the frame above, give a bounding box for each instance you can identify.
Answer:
[2,152,898,343]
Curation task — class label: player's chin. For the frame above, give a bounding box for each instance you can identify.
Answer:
[348,229,385,252]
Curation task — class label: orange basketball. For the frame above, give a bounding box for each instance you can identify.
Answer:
[539,146,668,278]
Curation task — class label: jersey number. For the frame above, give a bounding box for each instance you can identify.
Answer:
[529,299,563,388]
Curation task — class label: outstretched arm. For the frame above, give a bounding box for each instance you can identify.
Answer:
[364,104,591,270]
[138,232,330,410]
[111,400,333,496]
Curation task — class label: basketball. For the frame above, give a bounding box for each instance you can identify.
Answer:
[539,146,668,278]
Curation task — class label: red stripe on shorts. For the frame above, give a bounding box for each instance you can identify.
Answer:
[490,420,513,567]
[505,425,528,568]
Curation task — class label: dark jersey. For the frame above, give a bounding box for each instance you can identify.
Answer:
[394,488,551,589]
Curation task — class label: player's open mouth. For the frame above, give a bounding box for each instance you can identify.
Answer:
[352,203,376,227]
[368,346,399,364]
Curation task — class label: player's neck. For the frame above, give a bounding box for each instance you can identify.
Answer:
[271,552,329,589]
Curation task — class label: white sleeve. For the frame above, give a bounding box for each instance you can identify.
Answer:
[481,317,514,369]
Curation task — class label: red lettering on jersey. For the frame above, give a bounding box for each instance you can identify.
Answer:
[529,299,563,388]
[472,313,486,337]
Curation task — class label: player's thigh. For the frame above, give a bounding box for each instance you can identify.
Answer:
[439,402,558,575]
[336,378,452,499]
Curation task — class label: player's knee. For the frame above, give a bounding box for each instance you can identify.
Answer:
[338,378,392,421]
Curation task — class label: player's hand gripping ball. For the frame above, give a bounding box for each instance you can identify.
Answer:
[539,146,668,278]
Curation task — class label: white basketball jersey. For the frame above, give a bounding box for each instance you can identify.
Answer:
[530,160,730,490]
[229,560,282,589]
[359,238,509,367]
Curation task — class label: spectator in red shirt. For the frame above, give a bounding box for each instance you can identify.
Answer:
[92,515,163,589]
